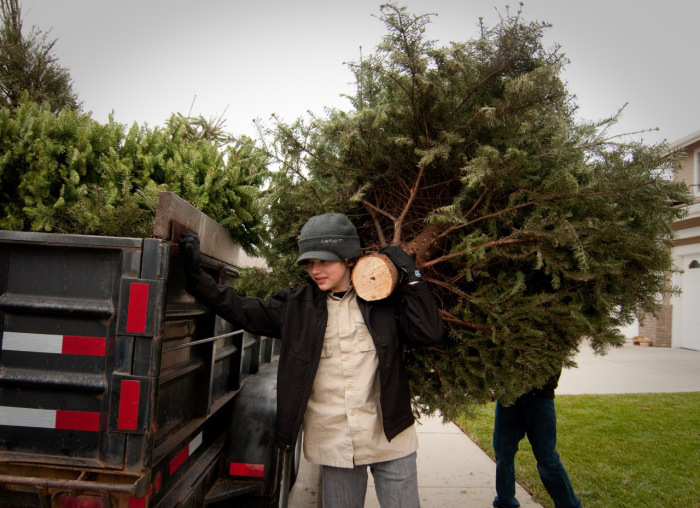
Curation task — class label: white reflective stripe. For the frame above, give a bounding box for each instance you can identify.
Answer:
[1,331,63,354]
[0,406,57,428]
[189,432,203,454]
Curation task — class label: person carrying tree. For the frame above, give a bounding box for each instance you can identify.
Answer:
[179,212,443,508]
[492,368,583,508]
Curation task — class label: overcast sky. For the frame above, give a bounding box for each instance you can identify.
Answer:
[21,0,700,145]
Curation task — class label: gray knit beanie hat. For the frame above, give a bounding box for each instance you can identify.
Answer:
[296,213,361,265]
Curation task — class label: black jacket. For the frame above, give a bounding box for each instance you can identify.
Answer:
[523,369,562,399]
[188,274,444,450]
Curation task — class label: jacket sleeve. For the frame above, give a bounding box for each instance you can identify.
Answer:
[396,281,444,347]
[187,271,286,338]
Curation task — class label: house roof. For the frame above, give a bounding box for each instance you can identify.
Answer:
[668,129,700,152]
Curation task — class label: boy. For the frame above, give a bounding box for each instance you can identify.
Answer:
[179,213,443,507]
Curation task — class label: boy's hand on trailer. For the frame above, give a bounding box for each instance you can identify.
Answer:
[178,232,203,288]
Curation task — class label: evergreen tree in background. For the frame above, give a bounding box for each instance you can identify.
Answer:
[0,0,80,112]
[254,4,691,418]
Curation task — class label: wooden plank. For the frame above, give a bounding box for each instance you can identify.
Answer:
[153,191,240,267]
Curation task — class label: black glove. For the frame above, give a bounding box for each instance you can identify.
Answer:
[178,232,203,289]
[380,246,422,284]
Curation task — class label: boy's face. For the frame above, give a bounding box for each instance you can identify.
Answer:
[304,259,353,292]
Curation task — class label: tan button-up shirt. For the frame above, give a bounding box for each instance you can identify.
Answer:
[302,289,417,468]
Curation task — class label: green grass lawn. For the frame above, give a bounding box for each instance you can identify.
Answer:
[454,392,700,508]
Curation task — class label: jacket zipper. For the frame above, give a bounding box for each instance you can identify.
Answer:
[288,298,327,449]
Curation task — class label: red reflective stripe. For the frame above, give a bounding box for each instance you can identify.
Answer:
[62,335,106,356]
[126,283,149,333]
[55,410,100,431]
[56,493,104,507]
[118,380,141,430]
[169,446,189,475]
[128,495,147,508]
[229,462,265,478]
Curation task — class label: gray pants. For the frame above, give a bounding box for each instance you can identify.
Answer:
[320,452,419,508]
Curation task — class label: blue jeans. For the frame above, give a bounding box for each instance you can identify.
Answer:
[492,397,582,508]
[321,452,419,508]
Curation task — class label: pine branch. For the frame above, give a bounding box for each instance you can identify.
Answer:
[434,183,493,244]
[362,198,396,222]
[364,204,388,246]
[392,163,425,244]
[424,236,537,268]
[440,309,492,333]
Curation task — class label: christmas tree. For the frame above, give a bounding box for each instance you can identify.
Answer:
[248,4,691,418]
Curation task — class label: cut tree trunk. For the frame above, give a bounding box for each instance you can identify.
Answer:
[352,253,399,301]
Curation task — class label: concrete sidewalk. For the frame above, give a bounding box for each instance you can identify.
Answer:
[365,415,544,508]
[288,342,700,507]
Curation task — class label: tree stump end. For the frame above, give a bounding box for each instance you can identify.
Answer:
[352,253,399,301]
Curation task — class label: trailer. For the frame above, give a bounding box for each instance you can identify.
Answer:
[0,192,299,507]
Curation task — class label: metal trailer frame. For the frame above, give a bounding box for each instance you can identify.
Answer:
[0,193,294,507]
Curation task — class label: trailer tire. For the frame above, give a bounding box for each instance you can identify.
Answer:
[290,430,302,487]
[224,360,303,507]
[237,429,301,508]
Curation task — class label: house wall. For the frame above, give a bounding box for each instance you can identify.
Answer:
[638,304,672,347]
[677,139,700,203]
[676,144,693,187]
[641,135,700,348]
